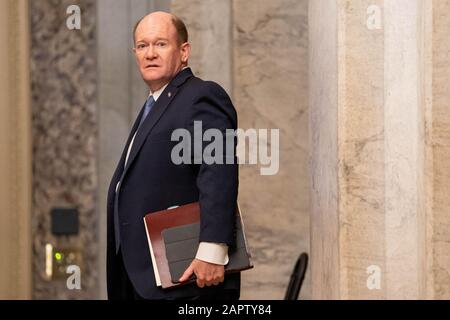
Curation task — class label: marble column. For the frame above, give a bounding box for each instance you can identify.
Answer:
[30,0,98,299]
[427,0,450,299]
[310,0,450,299]
[0,0,32,299]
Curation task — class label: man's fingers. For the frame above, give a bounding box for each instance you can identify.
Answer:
[212,274,224,286]
[197,274,214,287]
[203,274,223,287]
[184,259,226,288]
[196,278,205,288]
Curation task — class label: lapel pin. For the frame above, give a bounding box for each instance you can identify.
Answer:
[168,92,172,98]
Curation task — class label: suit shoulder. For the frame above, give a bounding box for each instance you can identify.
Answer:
[202,80,231,100]
[184,77,237,127]
[186,77,231,100]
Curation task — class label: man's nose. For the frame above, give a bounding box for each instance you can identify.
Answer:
[144,45,157,60]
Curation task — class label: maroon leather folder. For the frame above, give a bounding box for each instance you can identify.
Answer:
[143,202,253,289]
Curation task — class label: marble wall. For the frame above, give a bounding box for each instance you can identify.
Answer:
[171,0,232,94]
[232,0,310,299]
[30,0,98,299]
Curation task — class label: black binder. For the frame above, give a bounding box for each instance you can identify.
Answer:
[162,214,253,284]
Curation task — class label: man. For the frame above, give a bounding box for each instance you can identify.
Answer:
[106,11,240,300]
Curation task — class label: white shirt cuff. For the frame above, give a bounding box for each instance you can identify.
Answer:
[195,242,229,265]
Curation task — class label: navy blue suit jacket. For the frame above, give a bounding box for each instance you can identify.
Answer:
[106,68,240,299]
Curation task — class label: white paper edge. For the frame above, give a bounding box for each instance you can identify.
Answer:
[237,202,253,263]
[143,217,161,286]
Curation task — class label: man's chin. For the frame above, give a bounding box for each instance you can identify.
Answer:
[142,77,167,91]
[142,71,159,80]
[142,73,161,83]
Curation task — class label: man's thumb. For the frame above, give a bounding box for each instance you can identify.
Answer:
[179,264,194,282]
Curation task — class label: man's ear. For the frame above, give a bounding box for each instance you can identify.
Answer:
[180,42,191,64]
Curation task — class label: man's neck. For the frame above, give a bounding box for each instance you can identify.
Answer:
[149,83,167,94]
[148,66,189,96]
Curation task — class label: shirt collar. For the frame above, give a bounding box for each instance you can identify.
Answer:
[149,83,168,102]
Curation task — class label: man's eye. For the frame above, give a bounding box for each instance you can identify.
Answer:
[156,42,167,47]
[137,44,147,49]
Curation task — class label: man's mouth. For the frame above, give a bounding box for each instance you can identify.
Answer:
[145,65,159,69]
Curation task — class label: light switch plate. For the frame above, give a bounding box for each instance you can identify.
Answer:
[45,244,83,280]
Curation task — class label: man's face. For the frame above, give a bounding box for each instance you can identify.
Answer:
[133,13,190,92]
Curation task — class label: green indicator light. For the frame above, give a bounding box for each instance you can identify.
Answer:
[55,252,62,261]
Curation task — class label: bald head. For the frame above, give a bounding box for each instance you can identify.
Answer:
[133,11,188,46]
[132,10,191,92]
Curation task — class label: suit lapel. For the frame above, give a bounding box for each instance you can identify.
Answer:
[122,68,194,177]
[108,100,147,196]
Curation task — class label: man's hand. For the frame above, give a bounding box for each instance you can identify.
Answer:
[179,258,225,288]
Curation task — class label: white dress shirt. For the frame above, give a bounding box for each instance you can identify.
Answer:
[117,82,229,266]
[124,84,168,168]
